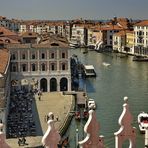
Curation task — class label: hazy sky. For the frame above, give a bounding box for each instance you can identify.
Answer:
[0,0,148,20]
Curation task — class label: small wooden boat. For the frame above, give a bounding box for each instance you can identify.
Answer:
[133,55,148,61]
[75,111,81,120]
[138,112,148,133]
[83,109,89,119]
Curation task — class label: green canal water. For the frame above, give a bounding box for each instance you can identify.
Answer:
[67,48,148,148]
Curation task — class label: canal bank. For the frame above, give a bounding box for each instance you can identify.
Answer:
[68,48,148,148]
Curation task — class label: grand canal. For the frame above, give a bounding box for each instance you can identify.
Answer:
[68,48,148,148]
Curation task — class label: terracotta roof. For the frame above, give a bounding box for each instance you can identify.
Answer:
[114,30,133,36]
[20,32,38,38]
[93,24,124,31]
[0,37,20,44]
[0,48,9,74]
[0,16,6,20]
[114,31,126,37]
[0,27,18,36]
[134,20,148,26]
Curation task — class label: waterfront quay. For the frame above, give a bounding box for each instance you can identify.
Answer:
[6,92,74,147]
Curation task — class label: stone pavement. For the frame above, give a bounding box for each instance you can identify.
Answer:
[6,92,73,148]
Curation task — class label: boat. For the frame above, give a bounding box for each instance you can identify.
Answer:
[133,55,148,61]
[75,111,81,120]
[83,65,96,77]
[137,112,148,133]
[87,98,96,110]
[83,108,89,119]
[69,42,80,48]
[102,62,110,67]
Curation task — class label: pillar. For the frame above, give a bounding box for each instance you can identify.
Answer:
[145,128,148,148]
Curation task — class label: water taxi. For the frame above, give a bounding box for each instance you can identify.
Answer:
[83,65,96,77]
[138,112,148,133]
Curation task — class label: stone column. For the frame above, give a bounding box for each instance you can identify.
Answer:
[57,78,60,92]
[145,128,148,148]
[68,77,71,91]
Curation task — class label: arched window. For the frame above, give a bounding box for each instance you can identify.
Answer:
[31,63,36,71]
[41,63,46,71]
[60,77,68,91]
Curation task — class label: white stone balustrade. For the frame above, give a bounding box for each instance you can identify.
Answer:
[0,123,11,148]
[42,112,61,148]
[114,96,136,148]
[78,96,136,148]
[78,109,104,148]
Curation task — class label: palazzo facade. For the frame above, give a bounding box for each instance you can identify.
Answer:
[7,44,71,92]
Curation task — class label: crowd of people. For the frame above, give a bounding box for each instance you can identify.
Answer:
[7,89,36,138]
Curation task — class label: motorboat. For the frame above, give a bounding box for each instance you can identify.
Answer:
[102,62,110,67]
[87,98,96,110]
[137,112,148,133]
[83,65,96,77]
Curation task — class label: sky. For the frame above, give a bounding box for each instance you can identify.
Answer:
[0,0,148,20]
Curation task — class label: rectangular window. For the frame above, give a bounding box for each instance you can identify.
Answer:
[42,53,45,59]
[51,64,55,71]
[62,53,65,58]
[32,54,36,59]
[22,54,26,59]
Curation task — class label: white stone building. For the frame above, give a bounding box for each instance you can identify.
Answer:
[70,24,87,46]
[134,20,148,56]
[7,43,72,92]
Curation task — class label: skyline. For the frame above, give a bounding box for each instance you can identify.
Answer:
[0,0,148,20]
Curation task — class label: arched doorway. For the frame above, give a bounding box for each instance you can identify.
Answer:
[50,78,57,92]
[40,78,47,92]
[60,78,68,91]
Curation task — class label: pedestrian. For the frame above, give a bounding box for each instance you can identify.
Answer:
[56,116,59,121]
[38,96,41,101]
[22,137,26,145]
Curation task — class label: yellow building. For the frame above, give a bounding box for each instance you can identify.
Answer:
[126,31,134,54]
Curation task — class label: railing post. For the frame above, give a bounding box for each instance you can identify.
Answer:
[78,109,104,148]
[42,112,61,148]
[0,123,11,148]
[114,97,136,148]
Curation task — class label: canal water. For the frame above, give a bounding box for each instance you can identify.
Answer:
[68,48,148,148]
